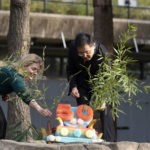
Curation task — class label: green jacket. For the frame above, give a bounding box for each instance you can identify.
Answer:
[0,66,33,105]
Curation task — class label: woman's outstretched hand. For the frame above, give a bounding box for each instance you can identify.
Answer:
[29,99,52,118]
[39,108,52,118]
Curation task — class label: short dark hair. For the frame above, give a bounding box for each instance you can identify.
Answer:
[75,32,95,48]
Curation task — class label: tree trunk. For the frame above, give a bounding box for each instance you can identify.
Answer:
[93,0,114,53]
[6,0,32,141]
[93,0,117,140]
[7,0,31,58]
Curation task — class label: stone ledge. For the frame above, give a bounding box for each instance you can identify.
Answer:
[1,140,150,150]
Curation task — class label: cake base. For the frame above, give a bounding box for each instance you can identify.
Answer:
[45,135,104,143]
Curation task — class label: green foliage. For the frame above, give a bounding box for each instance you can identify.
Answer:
[2,0,93,16]
[143,86,150,94]
[0,49,70,141]
[1,0,10,10]
[31,125,43,140]
[7,121,31,141]
[113,0,150,19]
[2,0,150,19]
[88,24,142,119]
[0,50,49,105]
[30,0,93,16]
[0,51,49,141]
[7,121,43,141]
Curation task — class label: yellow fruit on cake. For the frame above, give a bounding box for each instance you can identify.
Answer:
[60,127,69,136]
[85,130,94,138]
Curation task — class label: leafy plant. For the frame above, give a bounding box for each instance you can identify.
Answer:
[7,121,43,141]
[0,49,50,141]
[0,48,71,141]
[88,24,142,119]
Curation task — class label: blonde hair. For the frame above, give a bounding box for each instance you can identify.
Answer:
[14,53,44,77]
[19,53,44,69]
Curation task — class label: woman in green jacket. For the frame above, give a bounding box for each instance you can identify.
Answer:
[0,53,52,139]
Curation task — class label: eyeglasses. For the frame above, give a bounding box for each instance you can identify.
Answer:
[78,50,91,57]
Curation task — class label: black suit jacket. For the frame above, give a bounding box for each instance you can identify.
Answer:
[66,41,108,94]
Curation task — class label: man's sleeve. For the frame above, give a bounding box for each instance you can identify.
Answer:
[66,41,78,94]
[100,43,110,58]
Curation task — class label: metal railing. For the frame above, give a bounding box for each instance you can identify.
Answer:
[113,4,150,19]
[32,0,92,16]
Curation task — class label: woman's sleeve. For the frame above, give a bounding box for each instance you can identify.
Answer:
[10,74,33,105]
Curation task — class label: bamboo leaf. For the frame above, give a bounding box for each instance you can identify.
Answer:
[88,24,143,119]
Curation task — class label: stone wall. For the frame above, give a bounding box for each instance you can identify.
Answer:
[1,10,150,45]
[1,140,150,150]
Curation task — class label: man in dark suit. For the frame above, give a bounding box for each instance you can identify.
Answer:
[66,32,115,142]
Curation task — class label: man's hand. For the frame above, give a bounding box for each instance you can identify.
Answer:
[93,100,106,111]
[71,87,80,98]
[99,102,106,111]
[2,94,9,101]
